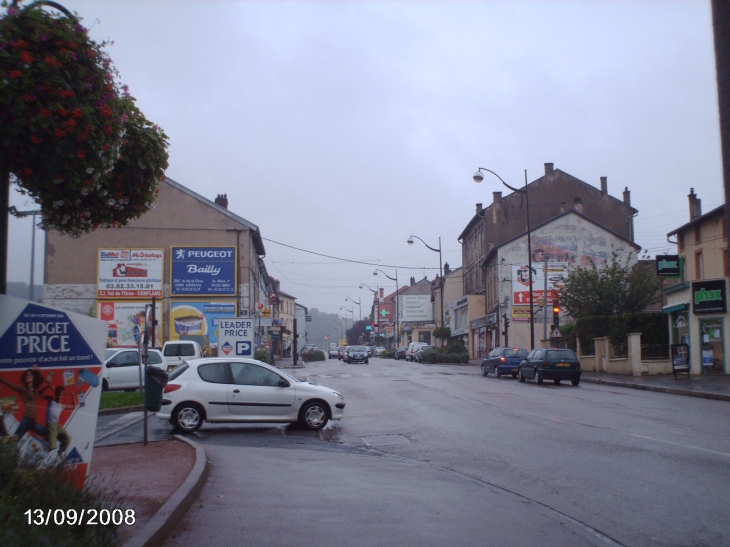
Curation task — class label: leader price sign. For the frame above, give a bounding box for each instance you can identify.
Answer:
[217,318,254,357]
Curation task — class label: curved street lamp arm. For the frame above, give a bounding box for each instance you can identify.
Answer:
[475,167,525,194]
[408,234,440,253]
[360,282,377,293]
[373,268,396,281]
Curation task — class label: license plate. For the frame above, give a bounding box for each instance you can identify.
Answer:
[556,362,570,367]
[512,368,518,372]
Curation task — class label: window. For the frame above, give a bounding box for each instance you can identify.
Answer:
[230,362,281,387]
[695,251,704,280]
[694,224,702,245]
[198,363,229,384]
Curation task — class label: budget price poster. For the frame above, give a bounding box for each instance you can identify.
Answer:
[0,294,107,488]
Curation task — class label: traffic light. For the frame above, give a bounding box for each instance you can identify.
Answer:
[552,300,560,328]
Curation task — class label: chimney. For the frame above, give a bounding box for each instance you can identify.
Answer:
[379,288,384,300]
[545,163,554,175]
[689,188,702,220]
[476,203,483,214]
[214,193,229,209]
[600,176,607,195]
[573,196,583,213]
[493,191,502,204]
[444,262,450,276]
[560,201,566,213]
[410,276,415,287]
[623,187,631,207]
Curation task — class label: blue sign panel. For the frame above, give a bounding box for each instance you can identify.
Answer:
[171,246,237,296]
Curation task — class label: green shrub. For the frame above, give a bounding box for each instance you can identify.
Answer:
[421,349,438,363]
[438,353,469,364]
[0,443,123,546]
[381,350,395,359]
[255,348,272,364]
[302,350,326,362]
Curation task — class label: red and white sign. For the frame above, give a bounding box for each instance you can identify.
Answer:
[97,249,164,299]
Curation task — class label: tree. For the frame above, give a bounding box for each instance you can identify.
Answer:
[559,253,661,319]
[347,319,370,345]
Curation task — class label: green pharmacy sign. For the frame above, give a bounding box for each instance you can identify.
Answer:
[655,255,681,277]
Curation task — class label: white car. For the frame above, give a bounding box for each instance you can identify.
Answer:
[156,357,346,433]
[373,347,387,356]
[102,348,166,391]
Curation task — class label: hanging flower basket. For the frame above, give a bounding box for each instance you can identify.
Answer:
[0,1,168,235]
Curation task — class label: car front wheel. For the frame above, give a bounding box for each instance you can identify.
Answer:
[535,369,543,385]
[518,369,526,383]
[495,366,502,378]
[481,364,488,377]
[174,403,204,433]
[299,401,329,430]
[571,378,580,386]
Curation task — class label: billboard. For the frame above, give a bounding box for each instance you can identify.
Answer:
[512,263,568,307]
[397,295,433,322]
[169,301,237,355]
[0,295,106,488]
[170,246,237,296]
[96,301,164,348]
[217,318,254,358]
[97,249,164,299]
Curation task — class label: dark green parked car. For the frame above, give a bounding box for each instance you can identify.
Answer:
[518,348,581,386]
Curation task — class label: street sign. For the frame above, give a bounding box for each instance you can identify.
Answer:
[551,329,562,338]
[217,318,254,357]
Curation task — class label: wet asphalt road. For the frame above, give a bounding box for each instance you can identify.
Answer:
[98,357,730,547]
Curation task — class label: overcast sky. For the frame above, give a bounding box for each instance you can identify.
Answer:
[7,0,725,319]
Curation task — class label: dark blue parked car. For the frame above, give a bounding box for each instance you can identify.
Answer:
[481,347,529,378]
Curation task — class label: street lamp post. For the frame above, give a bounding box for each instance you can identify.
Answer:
[339,314,349,344]
[473,167,534,350]
[340,306,354,324]
[406,235,443,337]
[359,282,380,346]
[345,297,361,320]
[8,206,42,302]
[372,269,399,348]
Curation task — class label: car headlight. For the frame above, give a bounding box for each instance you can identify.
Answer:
[333,391,344,400]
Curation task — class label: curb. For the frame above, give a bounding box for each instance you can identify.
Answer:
[121,435,210,547]
[580,376,730,402]
[99,405,146,416]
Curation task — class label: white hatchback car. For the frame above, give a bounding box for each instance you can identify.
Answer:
[156,358,346,433]
[102,348,166,391]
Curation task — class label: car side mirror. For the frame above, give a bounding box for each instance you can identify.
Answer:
[278,379,290,388]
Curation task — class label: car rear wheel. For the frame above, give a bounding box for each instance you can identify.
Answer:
[518,369,526,383]
[496,366,502,378]
[535,369,543,385]
[481,364,488,377]
[174,403,204,433]
[553,379,561,385]
[571,378,580,386]
[299,401,329,430]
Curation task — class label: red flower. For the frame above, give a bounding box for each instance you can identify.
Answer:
[39,109,53,117]
[102,143,111,150]
[58,108,69,116]
[66,119,77,128]
[77,151,86,159]
[23,94,35,102]
[45,56,59,68]
[103,125,113,135]
[20,51,34,63]
[55,128,67,138]
[14,39,29,49]
[72,108,84,118]
[30,135,43,144]
[99,105,113,118]
[23,167,33,176]
[8,70,22,78]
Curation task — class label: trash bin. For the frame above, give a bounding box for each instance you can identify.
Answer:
[145,365,169,412]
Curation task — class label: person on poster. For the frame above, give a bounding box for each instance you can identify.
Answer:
[0,365,51,441]
[40,386,76,459]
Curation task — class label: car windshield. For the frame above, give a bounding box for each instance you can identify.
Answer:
[350,346,367,351]
[546,349,577,360]
[168,363,189,380]
[505,348,528,357]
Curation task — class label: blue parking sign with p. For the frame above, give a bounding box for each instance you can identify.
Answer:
[236,341,252,356]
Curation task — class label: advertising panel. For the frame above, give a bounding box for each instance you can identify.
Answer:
[170,246,237,296]
[512,263,568,308]
[169,301,237,355]
[217,318,254,358]
[97,249,164,299]
[397,295,433,322]
[0,295,106,488]
[97,301,163,348]
[692,279,727,314]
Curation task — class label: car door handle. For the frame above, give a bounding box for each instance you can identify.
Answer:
[233,389,240,393]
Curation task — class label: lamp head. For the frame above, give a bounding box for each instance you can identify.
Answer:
[359,284,363,289]
[473,170,484,183]
[407,237,414,245]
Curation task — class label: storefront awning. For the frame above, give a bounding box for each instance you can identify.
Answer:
[663,302,688,314]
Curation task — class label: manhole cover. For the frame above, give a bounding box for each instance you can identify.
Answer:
[361,434,410,446]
